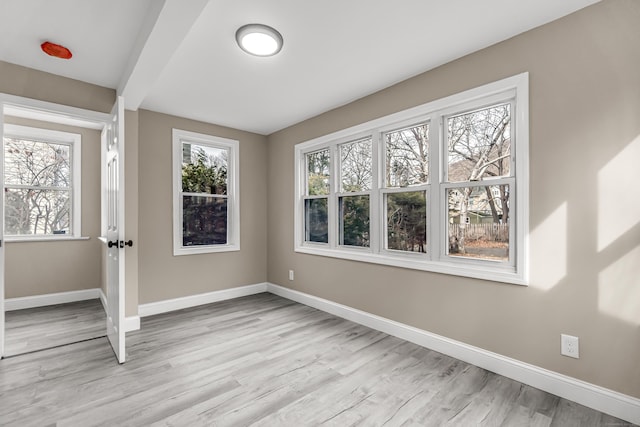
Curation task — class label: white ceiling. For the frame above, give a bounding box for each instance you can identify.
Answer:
[0,0,600,135]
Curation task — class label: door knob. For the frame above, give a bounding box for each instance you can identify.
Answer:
[107,240,118,248]
[120,240,133,248]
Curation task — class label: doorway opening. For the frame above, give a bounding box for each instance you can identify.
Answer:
[0,94,126,363]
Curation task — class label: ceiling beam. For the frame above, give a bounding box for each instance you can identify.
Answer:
[117,0,209,111]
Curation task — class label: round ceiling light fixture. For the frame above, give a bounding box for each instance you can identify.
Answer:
[236,24,283,57]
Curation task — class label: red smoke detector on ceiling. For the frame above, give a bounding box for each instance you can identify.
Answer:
[41,41,72,59]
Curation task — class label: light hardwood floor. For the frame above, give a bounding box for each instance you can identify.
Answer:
[0,293,635,426]
[4,298,106,356]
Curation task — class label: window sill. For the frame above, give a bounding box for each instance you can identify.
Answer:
[173,243,240,256]
[5,236,91,243]
[295,245,527,286]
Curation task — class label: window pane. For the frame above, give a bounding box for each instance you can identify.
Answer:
[385,123,429,187]
[5,188,70,235]
[305,198,328,243]
[340,138,372,192]
[386,191,426,253]
[182,143,228,195]
[447,185,510,261]
[4,137,70,187]
[182,195,227,246]
[447,103,511,182]
[339,195,370,247]
[306,149,330,196]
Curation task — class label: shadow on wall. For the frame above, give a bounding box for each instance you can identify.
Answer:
[530,134,640,327]
[596,134,640,326]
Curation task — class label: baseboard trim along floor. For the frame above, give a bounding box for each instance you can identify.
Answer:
[5,289,102,311]
[137,283,269,317]
[5,289,140,334]
[87,281,640,425]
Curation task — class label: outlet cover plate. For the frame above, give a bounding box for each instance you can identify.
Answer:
[561,334,579,359]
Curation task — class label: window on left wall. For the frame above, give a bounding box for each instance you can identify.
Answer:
[172,129,240,255]
[3,124,81,239]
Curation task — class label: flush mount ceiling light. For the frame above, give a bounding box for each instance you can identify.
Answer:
[236,24,283,57]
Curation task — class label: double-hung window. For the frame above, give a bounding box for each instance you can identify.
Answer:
[338,137,372,248]
[295,73,529,284]
[382,122,429,254]
[3,124,81,239]
[172,129,239,255]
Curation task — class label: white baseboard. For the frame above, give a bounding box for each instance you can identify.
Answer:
[138,283,268,318]
[99,289,107,312]
[5,288,101,311]
[124,316,140,332]
[266,283,640,425]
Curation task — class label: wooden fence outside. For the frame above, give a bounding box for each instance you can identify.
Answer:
[449,223,509,242]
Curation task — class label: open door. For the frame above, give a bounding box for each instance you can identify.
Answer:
[105,96,126,363]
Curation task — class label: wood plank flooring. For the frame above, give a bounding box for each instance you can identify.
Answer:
[4,298,106,356]
[0,293,635,426]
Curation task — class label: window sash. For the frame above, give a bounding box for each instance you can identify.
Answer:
[381,188,428,256]
[383,121,431,188]
[304,196,329,244]
[338,194,371,249]
[444,102,515,184]
[441,180,515,266]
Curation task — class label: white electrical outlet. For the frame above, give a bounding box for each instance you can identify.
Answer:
[288,270,294,281]
[561,334,579,359]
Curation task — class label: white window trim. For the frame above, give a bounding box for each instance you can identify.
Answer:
[3,124,82,241]
[172,128,240,256]
[294,73,529,285]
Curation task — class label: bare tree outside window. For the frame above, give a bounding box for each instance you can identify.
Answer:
[384,124,428,253]
[340,138,372,192]
[447,104,511,261]
[4,136,72,236]
[386,124,429,187]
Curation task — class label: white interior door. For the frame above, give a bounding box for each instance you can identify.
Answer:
[105,96,126,363]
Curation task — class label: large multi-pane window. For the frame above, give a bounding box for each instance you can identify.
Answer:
[295,74,529,284]
[172,129,239,255]
[3,125,81,238]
